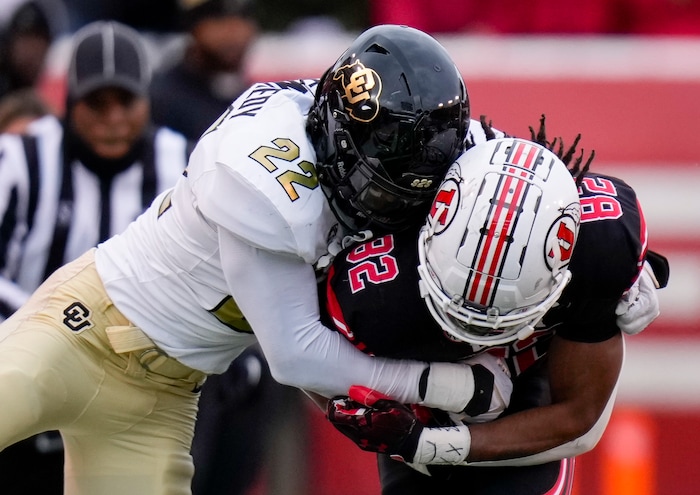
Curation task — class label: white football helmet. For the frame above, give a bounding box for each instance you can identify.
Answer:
[417,137,581,346]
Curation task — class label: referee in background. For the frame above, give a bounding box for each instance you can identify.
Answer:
[0,20,192,493]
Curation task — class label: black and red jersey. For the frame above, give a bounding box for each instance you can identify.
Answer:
[322,173,647,377]
[548,173,647,342]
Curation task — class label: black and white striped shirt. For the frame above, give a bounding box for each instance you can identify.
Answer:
[0,115,192,316]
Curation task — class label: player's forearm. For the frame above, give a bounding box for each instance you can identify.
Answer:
[326,335,623,467]
[468,334,624,462]
[467,387,617,466]
[224,234,481,411]
[264,318,427,402]
[405,387,611,466]
[466,402,595,461]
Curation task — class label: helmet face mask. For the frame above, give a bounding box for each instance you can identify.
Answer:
[308,25,469,232]
[417,137,582,346]
[326,126,438,229]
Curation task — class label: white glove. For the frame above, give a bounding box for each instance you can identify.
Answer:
[615,261,660,335]
[451,352,513,423]
[420,352,512,415]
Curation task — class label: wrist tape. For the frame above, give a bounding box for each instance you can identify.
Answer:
[413,424,471,465]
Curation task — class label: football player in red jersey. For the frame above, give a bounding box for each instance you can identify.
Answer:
[325,133,668,494]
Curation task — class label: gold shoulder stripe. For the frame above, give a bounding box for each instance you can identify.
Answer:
[157,190,173,218]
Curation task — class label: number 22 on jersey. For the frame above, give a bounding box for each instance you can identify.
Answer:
[249,138,318,201]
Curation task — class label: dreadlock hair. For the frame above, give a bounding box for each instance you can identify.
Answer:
[465,114,511,150]
[480,114,498,141]
[529,114,594,187]
[466,114,594,186]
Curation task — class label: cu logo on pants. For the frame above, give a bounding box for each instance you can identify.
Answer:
[63,302,93,332]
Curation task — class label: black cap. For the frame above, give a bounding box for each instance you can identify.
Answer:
[178,0,254,29]
[67,21,150,101]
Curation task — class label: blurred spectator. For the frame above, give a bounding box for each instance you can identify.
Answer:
[0,20,192,494]
[61,0,180,32]
[0,88,51,133]
[255,0,368,33]
[0,85,55,492]
[0,0,67,99]
[149,0,258,140]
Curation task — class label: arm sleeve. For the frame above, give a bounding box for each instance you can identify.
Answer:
[218,227,431,402]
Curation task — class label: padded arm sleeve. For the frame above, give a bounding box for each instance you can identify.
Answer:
[218,227,430,402]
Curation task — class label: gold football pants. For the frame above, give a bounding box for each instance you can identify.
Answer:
[0,249,206,495]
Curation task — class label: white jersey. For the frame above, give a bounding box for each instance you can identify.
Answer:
[96,79,338,374]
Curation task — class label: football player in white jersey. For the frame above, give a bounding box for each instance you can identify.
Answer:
[0,25,507,494]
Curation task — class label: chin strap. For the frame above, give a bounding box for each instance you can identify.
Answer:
[314,229,374,275]
[342,230,374,248]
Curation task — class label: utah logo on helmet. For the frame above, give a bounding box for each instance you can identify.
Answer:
[418,137,581,346]
[545,205,579,271]
[428,176,460,234]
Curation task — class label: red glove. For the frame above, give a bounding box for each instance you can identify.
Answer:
[327,386,423,462]
[349,385,436,424]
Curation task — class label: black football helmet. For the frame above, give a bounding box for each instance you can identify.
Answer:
[308,24,470,232]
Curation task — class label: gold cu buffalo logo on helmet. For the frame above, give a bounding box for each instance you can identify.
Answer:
[333,60,382,123]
